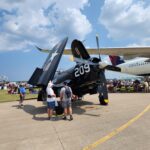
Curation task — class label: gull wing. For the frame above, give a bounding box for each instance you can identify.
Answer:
[29,37,68,86]
[36,45,150,58]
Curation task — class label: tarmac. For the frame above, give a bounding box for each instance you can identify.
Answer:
[0,93,150,150]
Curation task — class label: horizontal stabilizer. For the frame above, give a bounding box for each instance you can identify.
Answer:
[28,68,43,85]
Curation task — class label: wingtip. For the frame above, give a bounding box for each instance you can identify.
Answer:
[35,45,42,51]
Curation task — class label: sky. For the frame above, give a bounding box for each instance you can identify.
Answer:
[0,0,150,81]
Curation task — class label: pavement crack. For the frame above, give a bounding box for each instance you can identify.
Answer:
[52,124,65,150]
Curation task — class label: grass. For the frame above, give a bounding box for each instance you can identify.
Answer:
[0,90,38,103]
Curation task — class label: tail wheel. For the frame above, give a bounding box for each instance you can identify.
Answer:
[99,95,109,105]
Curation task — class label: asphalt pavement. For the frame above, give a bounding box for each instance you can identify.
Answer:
[0,93,149,150]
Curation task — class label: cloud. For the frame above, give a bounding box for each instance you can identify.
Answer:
[99,0,150,45]
[0,0,92,52]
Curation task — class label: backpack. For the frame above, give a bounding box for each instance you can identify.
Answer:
[65,86,71,98]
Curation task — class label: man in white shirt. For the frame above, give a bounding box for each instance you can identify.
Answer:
[46,81,56,120]
[60,82,73,120]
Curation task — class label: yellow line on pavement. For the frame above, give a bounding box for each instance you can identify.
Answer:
[83,104,150,150]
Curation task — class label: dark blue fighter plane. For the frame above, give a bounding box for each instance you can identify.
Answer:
[28,37,120,105]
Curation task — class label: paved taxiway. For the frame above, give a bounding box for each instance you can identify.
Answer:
[0,93,149,150]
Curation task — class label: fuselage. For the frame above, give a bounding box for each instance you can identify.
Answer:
[53,62,101,96]
[118,57,150,76]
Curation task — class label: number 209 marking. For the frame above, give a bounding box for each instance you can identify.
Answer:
[74,64,90,77]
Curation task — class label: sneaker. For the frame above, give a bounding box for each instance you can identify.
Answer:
[62,116,67,120]
[69,115,73,121]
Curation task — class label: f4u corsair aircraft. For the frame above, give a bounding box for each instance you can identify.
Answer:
[29,37,150,105]
[29,37,120,105]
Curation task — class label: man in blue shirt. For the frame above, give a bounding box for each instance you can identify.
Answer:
[19,84,26,107]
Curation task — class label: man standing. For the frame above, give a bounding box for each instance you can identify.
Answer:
[19,84,26,107]
[60,82,73,121]
[46,81,56,120]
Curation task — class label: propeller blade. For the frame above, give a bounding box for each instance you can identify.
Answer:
[69,56,74,62]
[97,71,109,105]
[96,34,101,61]
[104,65,121,72]
[99,62,121,71]
[72,57,98,65]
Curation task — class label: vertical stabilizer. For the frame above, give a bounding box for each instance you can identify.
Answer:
[109,56,125,66]
[71,40,90,60]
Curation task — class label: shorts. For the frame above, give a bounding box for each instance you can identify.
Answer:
[62,100,71,108]
[47,101,55,109]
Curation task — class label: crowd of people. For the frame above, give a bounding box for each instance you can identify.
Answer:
[107,79,150,93]
[1,78,150,95]
[0,82,37,94]
[1,78,150,121]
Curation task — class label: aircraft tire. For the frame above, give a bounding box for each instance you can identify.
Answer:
[99,96,108,105]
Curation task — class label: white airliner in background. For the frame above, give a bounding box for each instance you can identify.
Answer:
[79,47,150,76]
[112,57,150,76]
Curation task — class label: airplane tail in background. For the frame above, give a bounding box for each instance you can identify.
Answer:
[109,56,125,66]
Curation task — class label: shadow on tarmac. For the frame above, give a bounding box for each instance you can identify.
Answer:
[72,100,94,114]
[23,105,48,121]
[12,100,101,121]
[12,104,48,121]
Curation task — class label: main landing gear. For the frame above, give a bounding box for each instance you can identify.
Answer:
[99,95,109,105]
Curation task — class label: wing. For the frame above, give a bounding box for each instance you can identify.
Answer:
[36,46,71,54]
[28,37,68,86]
[85,47,150,58]
[35,46,50,53]
[65,47,150,58]
[36,43,150,58]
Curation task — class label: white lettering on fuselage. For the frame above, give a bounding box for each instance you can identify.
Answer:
[74,64,90,77]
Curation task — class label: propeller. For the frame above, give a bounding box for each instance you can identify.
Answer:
[96,34,109,105]
[69,56,98,65]
[96,34,101,61]
[70,37,109,105]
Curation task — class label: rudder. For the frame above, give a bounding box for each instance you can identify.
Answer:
[109,56,125,66]
[71,40,90,60]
